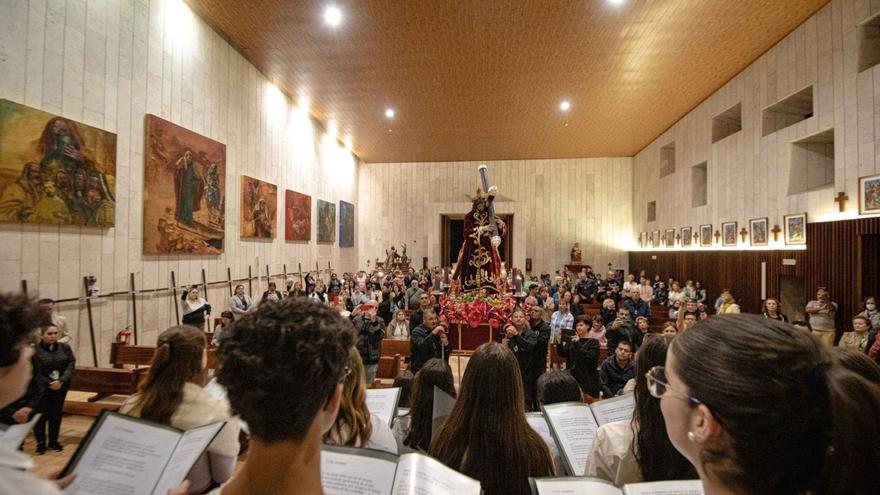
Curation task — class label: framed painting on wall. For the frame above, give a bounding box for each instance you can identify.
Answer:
[640,231,648,248]
[317,199,336,243]
[241,175,277,239]
[699,224,712,247]
[859,173,880,215]
[339,200,354,247]
[144,114,225,254]
[665,228,676,248]
[722,221,737,246]
[784,212,807,245]
[651,230,660,248]
[0,99,117,227]
[749,217,769,246]
[285,190,311,241]
[681,227,692,247]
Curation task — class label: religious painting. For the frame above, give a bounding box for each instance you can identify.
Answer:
[784,213,807,245]
[651,230,660,248]
[339,200,354,247]
[749,217,769,246]
[639,231,648,248]
[665,228,675,247]
[144,114,225,254]
[722,221,737,246]
[0,99,116,227]
[284,190,311,241]
[699,224,712,247]
[317,199,336,243]
[859,174,880,215]
[681,227,692,247]
[240,175,277,239]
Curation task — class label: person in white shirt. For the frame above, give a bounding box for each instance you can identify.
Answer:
[228,285,254,320]
[38,299,71,344]
[386,309,411,340]
[585,335,694,486]
[323,347,397,454]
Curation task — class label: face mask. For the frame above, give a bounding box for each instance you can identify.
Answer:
[867,304,877,311]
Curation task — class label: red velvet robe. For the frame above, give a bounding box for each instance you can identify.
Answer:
[452,200,507,293]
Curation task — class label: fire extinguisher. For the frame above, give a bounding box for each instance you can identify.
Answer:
[117,325,133,345]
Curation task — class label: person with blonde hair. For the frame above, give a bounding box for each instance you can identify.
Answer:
[323,347,397,454]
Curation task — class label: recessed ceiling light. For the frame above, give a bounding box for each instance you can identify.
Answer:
[560,100,571,112]
[608,0,625,6]
[324,6,342,27]
[385,108,395,118]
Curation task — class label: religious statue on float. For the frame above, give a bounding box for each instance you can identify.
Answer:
[452,165,507,294]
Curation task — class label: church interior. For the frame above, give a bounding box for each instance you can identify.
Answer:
[1,0,880,494]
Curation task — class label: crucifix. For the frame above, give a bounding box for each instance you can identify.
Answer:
[661,234,667,243]
[713,230,721,243]
[693,232,700,243]
[771,224,782,242]
[739,228,749,242]
[675,233,681,244]
[834,191,849,212]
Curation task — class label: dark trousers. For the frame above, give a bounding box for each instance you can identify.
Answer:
[34,389,67,445]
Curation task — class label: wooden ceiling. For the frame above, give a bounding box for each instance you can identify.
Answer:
[186,0,830,163]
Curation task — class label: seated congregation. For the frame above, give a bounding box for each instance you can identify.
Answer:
[2,275,880,494]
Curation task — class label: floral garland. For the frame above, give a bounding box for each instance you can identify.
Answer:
[439,292,528,329]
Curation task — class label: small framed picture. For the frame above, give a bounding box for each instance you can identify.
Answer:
[784,212,807,245]
[721,221,737,246]
[749,217,769,246]
[652,230,661,248]
[681,227,692,247]
[665,228,676,247]
[640,231,648,248]
[699,224,712,247]
[859,174,880,215]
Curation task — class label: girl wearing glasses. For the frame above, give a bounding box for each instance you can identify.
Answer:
[651,314,880,495]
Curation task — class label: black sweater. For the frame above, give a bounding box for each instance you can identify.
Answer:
[33,342,76,393]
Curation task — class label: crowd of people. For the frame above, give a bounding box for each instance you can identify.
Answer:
[3,263,880,494]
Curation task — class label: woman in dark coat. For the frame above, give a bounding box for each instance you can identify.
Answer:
[33,324,75,454]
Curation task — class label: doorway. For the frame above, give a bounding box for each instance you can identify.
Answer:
[441,214,513,267]
[779,275,806,322]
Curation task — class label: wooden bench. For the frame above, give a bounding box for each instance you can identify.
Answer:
[64,366,150,416]
[381,339,411,362]
[110,342,219,369]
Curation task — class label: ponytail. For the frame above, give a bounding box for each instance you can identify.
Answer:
[821,365,880,495]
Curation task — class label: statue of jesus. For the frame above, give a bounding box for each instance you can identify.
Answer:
[451,188,507,293]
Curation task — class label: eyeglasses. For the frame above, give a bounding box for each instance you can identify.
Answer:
[645,366,702,406]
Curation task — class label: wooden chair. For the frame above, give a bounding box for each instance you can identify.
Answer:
[381,339,411,369]
[376,354,402,380]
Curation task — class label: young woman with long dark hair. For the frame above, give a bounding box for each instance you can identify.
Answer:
[654,314,880,495]
[585,335,695,485]
[120,326,240,493]
[391,358,455,453]
[431,342,553,495]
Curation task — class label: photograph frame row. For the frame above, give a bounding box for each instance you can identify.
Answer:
[639,213,807,248]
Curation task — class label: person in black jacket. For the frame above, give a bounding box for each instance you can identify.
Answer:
[555,316,600,398]
[527,306,551,410]
[409,310,451,374]
[353,301,385,383]
[600,339,635,398]
[502,308,537,408]
[0,358,42,426]
[33,325,75,453]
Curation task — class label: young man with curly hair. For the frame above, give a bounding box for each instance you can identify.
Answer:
[208,298,355,495]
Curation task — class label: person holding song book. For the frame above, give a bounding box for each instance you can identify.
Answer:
[205,298,354,495]
[554,316,600,399]
[392,358,456,453]
[431,342,553,495]
[585,335,695,486]
[655,314,880,495]
[120,325,240,493]
[323,347,397,454]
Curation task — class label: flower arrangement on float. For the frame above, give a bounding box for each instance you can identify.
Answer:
[439,290,527,329]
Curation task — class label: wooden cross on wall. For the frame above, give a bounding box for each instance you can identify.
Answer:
[675,233,681,244]
[714,230,721,243]
[693,232,700,243]
[834,191,849,212]
[771,224,782,242]
[739,228,748,242]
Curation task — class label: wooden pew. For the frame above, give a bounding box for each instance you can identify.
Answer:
[65,366,150,416]
[381,339,410,363]
[110,342,219,369]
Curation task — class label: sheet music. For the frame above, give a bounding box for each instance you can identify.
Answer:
[64,414,182,495]
[431,387,456,435]
[152,422,225,495]
[321,446,398,495]
[531,478,621,495]
[590,394,635,426]
[621,480,704,495]
[392,453,481,495]
[0,414,41,451]
[366,388,402,426]
[542,402,598,477]
[527,412,564,476]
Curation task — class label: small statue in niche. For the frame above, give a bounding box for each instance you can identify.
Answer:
[570,242,583,264]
